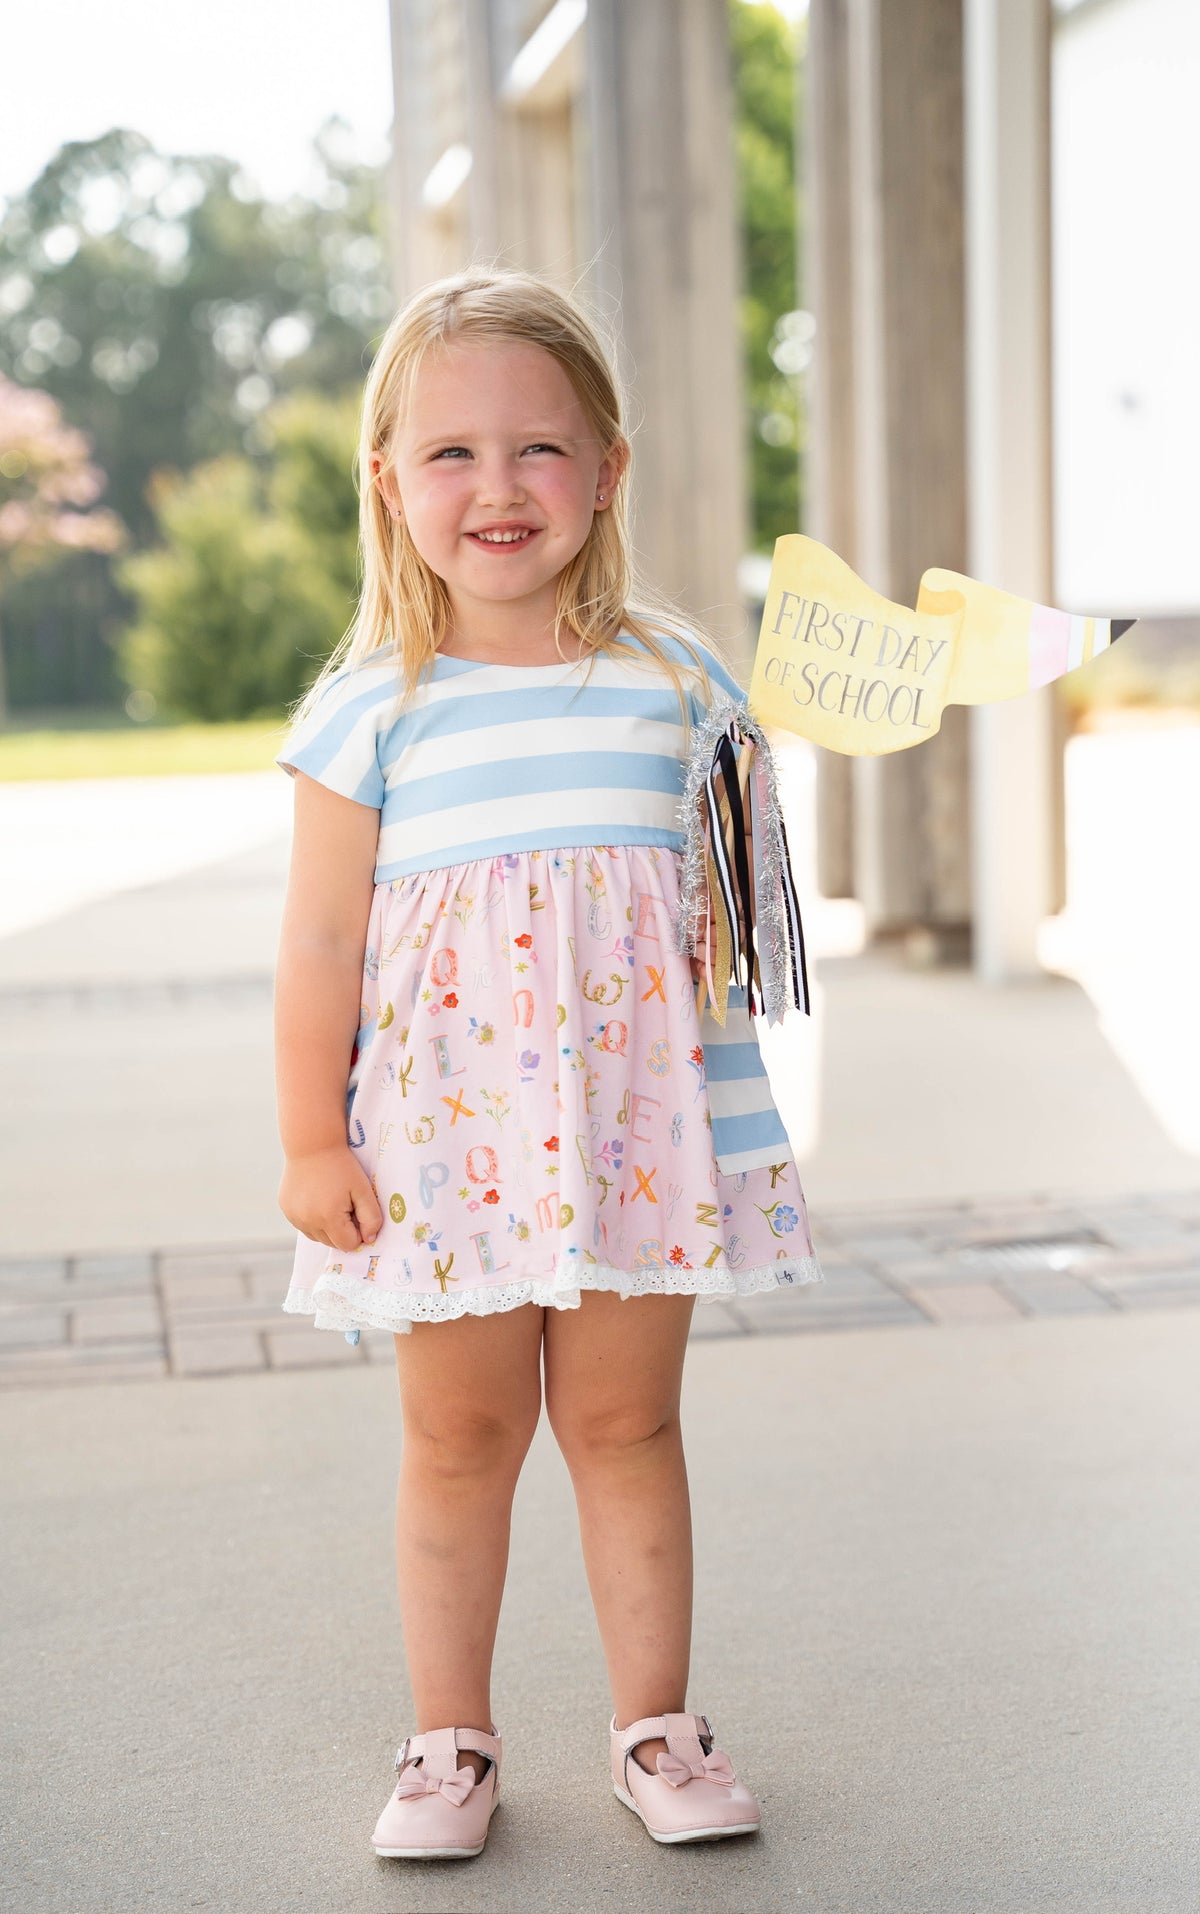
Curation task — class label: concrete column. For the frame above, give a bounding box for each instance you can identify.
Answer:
[584,0,749,656]
[387,0,475,294]
[489,2,586,279]
[846,0,971,947]
[803,0,857,899]
[963,0,1059,978]
[462,0,502,261]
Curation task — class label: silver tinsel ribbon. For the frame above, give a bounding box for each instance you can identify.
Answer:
[672,696,810,1029]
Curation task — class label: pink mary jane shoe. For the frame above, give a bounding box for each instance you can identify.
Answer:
[610,1710,761,1844]
[371,1724,502,1860]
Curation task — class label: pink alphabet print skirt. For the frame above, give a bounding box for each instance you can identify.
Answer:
[281,844,825,1335]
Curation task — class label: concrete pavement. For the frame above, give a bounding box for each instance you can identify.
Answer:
[0,769,292,940]
[3,1305,1198,1913]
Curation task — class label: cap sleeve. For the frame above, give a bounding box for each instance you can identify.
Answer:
[684,638,747,723]
[275,665,390,809]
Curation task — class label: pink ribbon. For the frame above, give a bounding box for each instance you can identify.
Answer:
[394,1766,477,1805]
[656,1747,737,1789]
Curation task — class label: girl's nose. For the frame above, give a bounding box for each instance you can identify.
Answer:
[475,462,525,505]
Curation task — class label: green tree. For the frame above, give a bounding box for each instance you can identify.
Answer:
[0,120,389,708]
[730,1,807,551]
[260,387,363,609]
[115,388,360,721]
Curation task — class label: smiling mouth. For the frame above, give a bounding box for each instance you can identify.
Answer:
[466,529,540,549]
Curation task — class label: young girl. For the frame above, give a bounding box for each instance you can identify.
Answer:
[273,266,824,1862]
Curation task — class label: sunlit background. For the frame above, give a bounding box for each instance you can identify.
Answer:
[1,0,1197,1254]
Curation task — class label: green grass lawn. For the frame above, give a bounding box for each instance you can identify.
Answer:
[0,716,291,781]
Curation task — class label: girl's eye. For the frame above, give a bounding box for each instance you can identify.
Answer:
[432,443,562,459]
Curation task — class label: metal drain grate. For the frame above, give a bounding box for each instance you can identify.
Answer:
[951,1228,1112,1272]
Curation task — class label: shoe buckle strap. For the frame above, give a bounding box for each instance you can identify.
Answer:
[618,1710,715,1754]
[394,1726,498,1773]
[617,1712,668,1752]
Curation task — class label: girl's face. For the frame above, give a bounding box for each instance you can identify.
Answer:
[373,337,625,635]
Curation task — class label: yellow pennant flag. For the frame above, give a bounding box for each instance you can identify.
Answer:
[749,534,1137,756]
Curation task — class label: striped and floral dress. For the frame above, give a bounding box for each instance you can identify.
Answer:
[275,631,824,1336]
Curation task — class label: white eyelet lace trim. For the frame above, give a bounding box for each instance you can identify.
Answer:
[283,1254,825,1336]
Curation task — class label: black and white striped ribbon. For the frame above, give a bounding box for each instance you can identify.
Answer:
[702,717,809,1019]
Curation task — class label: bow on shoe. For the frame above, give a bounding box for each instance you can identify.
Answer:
[656,1747,737,1789]
[394,1765,477,1805]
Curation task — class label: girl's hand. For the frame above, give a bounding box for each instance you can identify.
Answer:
[278,1146,385,1254]
[688,915,719,987]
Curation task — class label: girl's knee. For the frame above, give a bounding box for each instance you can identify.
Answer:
[548,1402,681,1467]
[402,1394,541,1476]
[401,1385,543,1469]
[394,1305,545,1472]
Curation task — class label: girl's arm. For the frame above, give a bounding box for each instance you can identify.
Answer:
[274,770,384,1253]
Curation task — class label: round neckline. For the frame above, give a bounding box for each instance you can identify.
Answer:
[434,629,641,671]
[434,649,592,670]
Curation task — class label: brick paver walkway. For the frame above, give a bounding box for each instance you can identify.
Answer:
[2,1186,1198,1387]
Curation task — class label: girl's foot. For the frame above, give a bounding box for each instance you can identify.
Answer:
[610,1711,761,1844]
[372,1726,503,1860]
[630,1734,670,1773]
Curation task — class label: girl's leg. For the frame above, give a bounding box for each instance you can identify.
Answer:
[393,1303,545,1781]
[542,1290,697,1775]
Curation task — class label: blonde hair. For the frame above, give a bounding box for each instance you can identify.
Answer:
[283,262,739,737]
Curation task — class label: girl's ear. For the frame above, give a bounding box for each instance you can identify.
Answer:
[370,457,402,521]
[597,437,630,501]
